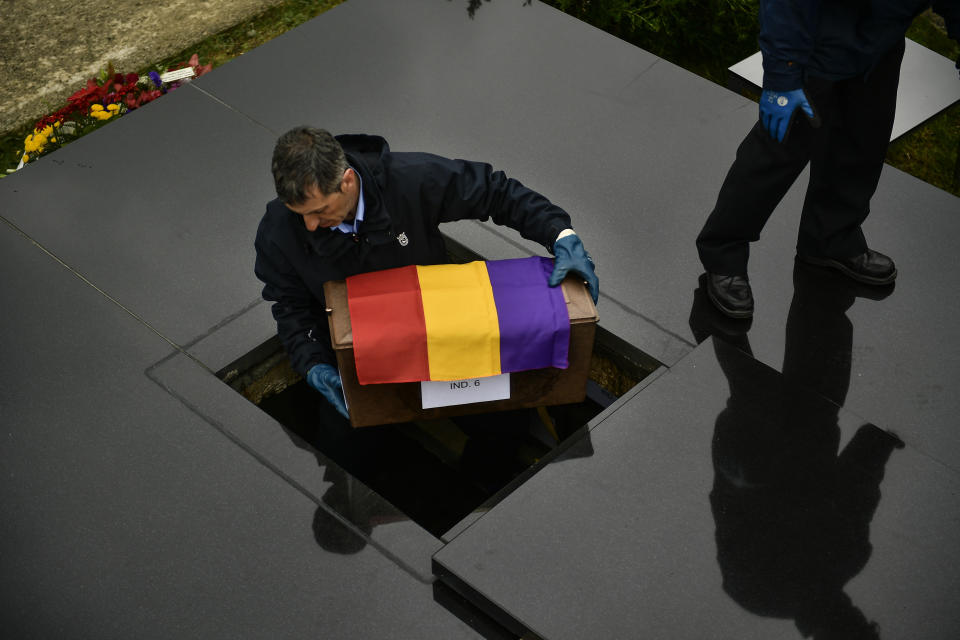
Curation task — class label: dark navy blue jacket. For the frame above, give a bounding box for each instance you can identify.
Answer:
[254,134,572,375]
[760,0,960,90]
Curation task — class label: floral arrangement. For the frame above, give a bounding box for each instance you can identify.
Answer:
[13,54,212,169]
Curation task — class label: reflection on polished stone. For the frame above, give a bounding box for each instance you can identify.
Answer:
[693,266,905,635]
[690,261,895,408]
[260,379,598,540]
[433,335,953,639]
[710,337,903,639]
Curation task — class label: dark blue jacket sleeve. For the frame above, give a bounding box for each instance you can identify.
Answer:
[255,223,334,375]
[759,0,822,90]
[392,152,572,252]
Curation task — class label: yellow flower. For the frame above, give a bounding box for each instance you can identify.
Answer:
[106,103,120,112]
[26,133,48,152]
[90,104,103,112]
[54,121,61,128]
[22,154,29,163]
[40,125,53,136]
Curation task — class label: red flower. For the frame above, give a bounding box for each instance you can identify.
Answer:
[31,55,212,134]
[189,53,213,77]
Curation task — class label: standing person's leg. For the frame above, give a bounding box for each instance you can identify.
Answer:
[697,122,813,275]
[696,109,818,317]
[796,40,904,284]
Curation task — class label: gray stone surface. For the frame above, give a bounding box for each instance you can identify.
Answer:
[435,339,960,639]
[0,221,480,639]
[149,348,445,579]
[181,298,276,374]
[194,0,749,365]
[690,165,960,471]
[0,84,276,353]
[4,0,960,636]
[192,0,960,472]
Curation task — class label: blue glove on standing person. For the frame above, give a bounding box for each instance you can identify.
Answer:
[306,363,349,419]
[759,88,819,143]
[548,230,599,305]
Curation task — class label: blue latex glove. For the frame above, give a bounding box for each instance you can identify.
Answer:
[759,88,819,143]
[306,363,349,419]
[549,232,599,305]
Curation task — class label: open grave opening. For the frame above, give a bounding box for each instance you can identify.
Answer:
[219,327,657,539]
[222,238,658,539]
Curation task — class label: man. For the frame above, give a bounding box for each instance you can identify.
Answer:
[696,1,960,319]
[255,128,599,417]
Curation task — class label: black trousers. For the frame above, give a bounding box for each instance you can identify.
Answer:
[697,40,905,276]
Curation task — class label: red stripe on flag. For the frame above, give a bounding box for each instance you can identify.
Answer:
[346,265,430,384]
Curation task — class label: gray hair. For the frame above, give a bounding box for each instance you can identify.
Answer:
[271,127,347,204]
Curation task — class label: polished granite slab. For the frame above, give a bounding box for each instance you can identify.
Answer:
[685,166,960,472]
[435,338,960,639]
[728,39,960,140]
[0,223,480,638]
[189,0,960,471]
[148,347,446,579]
[0,84,278,360]
[193,0,752,366]
[4,0,954,450]
[0,51,454,616]
[3,0,959,635]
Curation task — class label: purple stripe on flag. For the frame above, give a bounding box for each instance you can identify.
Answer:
[486,256,570,372]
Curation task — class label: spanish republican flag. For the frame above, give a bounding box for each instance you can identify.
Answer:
[346,257,570,384]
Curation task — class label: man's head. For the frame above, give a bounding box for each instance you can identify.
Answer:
[272,127,360,231]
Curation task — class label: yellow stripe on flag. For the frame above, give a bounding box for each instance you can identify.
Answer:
[416,262,501,381]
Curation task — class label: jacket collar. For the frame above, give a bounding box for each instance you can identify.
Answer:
[293,146,395,258]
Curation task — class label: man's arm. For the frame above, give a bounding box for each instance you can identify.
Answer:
[394,151,598,302]
[757,0,822,142]
[402,152,571,250]
[254,233,335,376]
[758,0,821,91]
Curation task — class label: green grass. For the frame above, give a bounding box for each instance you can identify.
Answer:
[3,1,959,196]
[890,11,960,194]
[887,101,960,193]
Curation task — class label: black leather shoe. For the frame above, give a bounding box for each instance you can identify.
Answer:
[706,273,754,319]
[796,249,897,285]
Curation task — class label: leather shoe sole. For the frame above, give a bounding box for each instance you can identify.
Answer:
[797,251,897,286]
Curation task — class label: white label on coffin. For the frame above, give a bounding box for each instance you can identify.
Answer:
[421,373,510,409]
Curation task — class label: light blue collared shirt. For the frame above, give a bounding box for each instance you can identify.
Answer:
[334,167,364,234]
